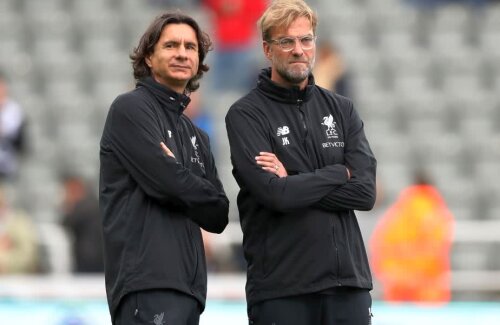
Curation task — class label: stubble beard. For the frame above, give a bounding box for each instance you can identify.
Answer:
[275,55,315,85]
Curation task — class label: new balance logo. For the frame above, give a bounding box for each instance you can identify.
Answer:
[277,126,290,136]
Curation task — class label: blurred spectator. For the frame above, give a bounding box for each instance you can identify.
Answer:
[203,0,266,91]
[185,92,218,272]
[184,90,214,140]
[185,92,241,272]
[147,0,201,9]
[201,229,243,273]
[0,186,38,273]
[313,41,352,98]
[370,169,454,303]
[60,174,103,273]
[0,70,27,181]
[404,0,488,8]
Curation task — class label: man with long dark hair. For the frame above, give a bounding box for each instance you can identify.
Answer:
[99,12,229,325]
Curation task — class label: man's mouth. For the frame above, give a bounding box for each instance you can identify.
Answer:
[171,65,190,69]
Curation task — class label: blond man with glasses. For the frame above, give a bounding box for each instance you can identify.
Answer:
[225,1,377,324]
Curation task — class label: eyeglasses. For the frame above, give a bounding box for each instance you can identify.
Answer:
[267,35,317,52]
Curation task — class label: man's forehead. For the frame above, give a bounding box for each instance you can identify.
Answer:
[161,23,198,41]
[269,20,313,37]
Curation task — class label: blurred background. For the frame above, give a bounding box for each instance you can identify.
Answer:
[1,0,500,323]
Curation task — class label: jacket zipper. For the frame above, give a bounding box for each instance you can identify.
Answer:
[332,224,342,286]
[176,104,198,291]
[297,99,313,161]
[175,117,187,165]
[296,99,307,135]
[188,223,199,291]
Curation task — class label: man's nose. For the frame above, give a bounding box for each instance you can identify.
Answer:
[176,45,188,58]
[291,39,304,55]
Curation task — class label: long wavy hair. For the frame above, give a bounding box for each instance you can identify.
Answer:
[130,12,213,93]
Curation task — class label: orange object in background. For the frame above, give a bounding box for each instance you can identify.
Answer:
[370,184,454,303]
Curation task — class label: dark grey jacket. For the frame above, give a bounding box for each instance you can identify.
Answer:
[100,77,228,322]
[225,69,376,307]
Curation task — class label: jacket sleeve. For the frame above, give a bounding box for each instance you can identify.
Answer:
[104,95,221,207]
[315,102,377,211]
[186,132,229,234]
[226,105,348,212]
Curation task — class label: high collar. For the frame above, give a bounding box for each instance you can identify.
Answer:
[256,68,315,104]
[137,77,191,115]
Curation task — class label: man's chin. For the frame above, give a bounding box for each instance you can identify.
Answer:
[276,66,309,85]
[170,71,195,81]
[290,67,309,78]
[285,72,308,84]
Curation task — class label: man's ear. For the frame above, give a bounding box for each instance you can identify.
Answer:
[263,41,272,61]
[145,55,152,68]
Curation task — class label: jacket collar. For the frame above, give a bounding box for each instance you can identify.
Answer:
[256,68,315,104]
[137,77,191,115]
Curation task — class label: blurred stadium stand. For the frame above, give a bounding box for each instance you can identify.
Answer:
[0,0,499,302]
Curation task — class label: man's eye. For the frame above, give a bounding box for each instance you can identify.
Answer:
[301,37,313,45]
[280,38,295,46]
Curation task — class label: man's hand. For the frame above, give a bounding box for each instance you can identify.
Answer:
[255,152,288,178]
[160,142,175,158]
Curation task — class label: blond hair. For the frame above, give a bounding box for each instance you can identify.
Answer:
[258,0,317,41]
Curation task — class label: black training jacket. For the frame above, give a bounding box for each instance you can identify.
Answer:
[99,77,229,322]
[225,68,376,307]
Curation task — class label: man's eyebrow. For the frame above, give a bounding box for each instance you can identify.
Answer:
[162,39,180,45]
[161,39,197,46]
[277,34,314,39]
